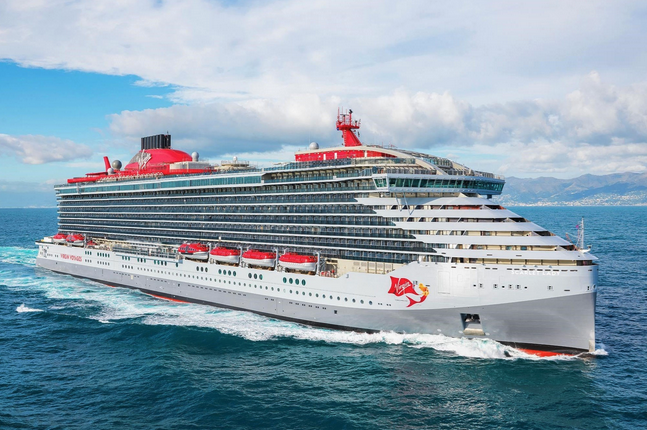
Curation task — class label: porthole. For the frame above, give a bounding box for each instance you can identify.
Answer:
[301,280,306,286]
[249,273,252,278]
[290,290,292,294]
[352,299,355,303]
[196,267,199,272]
[360,300,364,304]
[233,271,236,276]
[260,274,263,280]
[205,268,208,273]
[283,277,287,283]
[289,278,293,284]
[228,270,231,276]
[369,301,373,305]
[271,287,274,291]
[309,293,312,296]
[337,297,340,301]
[316,294,319,298]
[302,292,305,296]
[345,298,348,302]
[218,269,222,274]
[254,274,258,279]
[296,291,299,295]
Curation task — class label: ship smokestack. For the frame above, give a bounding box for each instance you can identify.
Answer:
[141,134,171,150]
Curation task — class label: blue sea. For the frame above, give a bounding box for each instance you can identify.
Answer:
[1,207,646,429]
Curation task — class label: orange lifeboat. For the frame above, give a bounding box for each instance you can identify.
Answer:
[52,233,67,244]
[241,250,276,268]
[178,243,209,261]
[278,253,318,272]
[210,247,241,264]
[66,234,85,247]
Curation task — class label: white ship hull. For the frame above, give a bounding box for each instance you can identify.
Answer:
[279,260,318,272]
[36,242,597,354]
[242,257,275,268]
[211,255,240,264]
[181,252,209,261]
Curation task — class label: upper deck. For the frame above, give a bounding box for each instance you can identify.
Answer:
[58,110,504,198]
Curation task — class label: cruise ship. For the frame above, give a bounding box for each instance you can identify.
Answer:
[35,110,598,356]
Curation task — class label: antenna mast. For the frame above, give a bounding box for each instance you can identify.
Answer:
[576,217,590,252]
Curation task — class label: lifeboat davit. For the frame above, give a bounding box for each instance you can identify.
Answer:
[241,250,276,268]
[210,247,241,264]
[178,243,209,261]
[66,234,85,246]
[52,233,67,244]
[279,253,318,272]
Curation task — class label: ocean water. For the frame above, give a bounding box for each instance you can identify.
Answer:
[1,207,646,429]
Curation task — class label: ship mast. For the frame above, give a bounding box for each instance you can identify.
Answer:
[576,217,590,253]
[336,108,362,147]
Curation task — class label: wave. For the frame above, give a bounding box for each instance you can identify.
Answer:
[0,246,38,266]
[16,303,43,313]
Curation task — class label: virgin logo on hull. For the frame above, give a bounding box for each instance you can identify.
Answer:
[388,276,429,307]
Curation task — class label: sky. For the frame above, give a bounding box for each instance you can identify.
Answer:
[1,0,647,206]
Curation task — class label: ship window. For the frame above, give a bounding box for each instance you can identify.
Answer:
[254,274,258,279]
[302,292,305,295]
[360,300,364,304]
[228,270,231,276]
[316,294,319,297]
[233,271,236,276]
[218,269,222,274]
[301,280,306,286]
[337,297,340,300]
[369,301,372,305]
[352,299,356,303]
[289,278,293,284]
[249,274,253,279]
[205,268,208,273]
[345,298,348,302]
[283,277,286,283]
[260,275,263,280]
[290,290,292,293]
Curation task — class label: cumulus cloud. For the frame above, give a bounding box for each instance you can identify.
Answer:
[1,0,646,103]
[2,1,647,177]
[106,73,647,177]
[0,134,93,164]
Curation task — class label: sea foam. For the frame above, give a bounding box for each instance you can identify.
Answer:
[16,303,43,313]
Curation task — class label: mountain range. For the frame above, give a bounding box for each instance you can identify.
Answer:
[495,172,647,206]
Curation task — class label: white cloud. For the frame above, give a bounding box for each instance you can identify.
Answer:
[1,0,646,104]
[2,0,647,178]
[0,134,93,164]
[104,73,647,177]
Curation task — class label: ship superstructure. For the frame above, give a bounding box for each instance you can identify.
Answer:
[36,110,598,356]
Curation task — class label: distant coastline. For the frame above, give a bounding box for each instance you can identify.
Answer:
[495,172,647,206]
